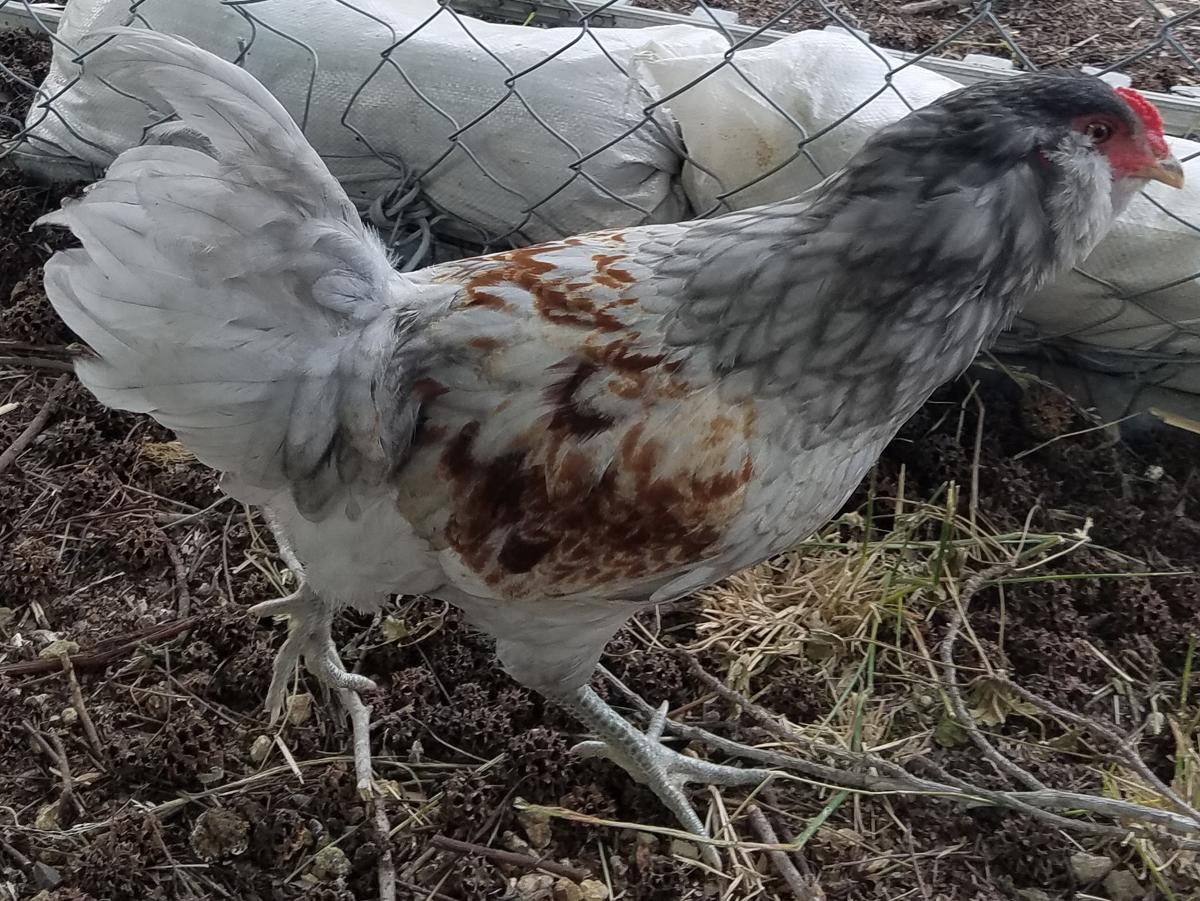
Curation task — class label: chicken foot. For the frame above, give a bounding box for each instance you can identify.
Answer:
[250,585,378,792]
[559,684,775,867]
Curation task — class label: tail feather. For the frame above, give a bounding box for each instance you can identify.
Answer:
[39,27,420,517]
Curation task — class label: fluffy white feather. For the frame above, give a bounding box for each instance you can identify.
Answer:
[38,28,417,517]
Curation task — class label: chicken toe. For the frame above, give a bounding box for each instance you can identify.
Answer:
[250,584,378,791]
[559,684,774,867]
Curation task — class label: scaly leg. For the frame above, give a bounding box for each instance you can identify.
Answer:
[556,684,775,867]
[250,585,377,720]
[250,521,378,792]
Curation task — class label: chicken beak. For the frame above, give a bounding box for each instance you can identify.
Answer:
[1135,154,1185,189]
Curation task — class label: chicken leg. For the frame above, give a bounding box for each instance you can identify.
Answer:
[252,519,378,792]
[557,684,775,867]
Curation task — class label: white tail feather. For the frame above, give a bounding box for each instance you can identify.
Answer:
[39,28,418,517]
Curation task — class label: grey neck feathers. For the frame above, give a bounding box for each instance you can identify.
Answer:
[656,153,1102,444]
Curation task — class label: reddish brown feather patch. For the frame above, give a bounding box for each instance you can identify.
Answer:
[437,405,756,596]
[546,360,616,439]
[457,243,634,333]
[425,233,747,597]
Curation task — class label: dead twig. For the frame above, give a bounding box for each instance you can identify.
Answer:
[0,615,202,677]
[0,355,75,373]
[0,373,69,476]
[162,533,192,618]
[1001,677,1200,827]
[428,834,590,883]
[397,880,459,901]
[939,562,1048,792]
[746,805,823,900]
[900,0,973,13]
[375,802,397,901]
[600,660,1200,849]
[21,721,81,824]
[61,652,107,767]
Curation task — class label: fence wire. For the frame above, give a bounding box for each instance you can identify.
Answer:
[4,0,1200,418]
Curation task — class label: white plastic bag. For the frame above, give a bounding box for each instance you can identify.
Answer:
[635,28,961,211]
[12,0,727,245]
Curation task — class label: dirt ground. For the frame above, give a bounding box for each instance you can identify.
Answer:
[5,14,1200,901]
[633,0,1200,92]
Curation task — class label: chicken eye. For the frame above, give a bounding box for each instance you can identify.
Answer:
[1084,121,1114,143]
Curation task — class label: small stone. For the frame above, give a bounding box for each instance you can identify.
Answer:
[0,607,14,628]
[1069,852,1113,883]
[517,806,552,850]
[34,804,61,831]
[1103,869,1144,901]
[669,838,701,861]
[308,844,351,882]
[579,879,609,901]
[60,706,78,726]
[286,692,313,726]
[31,862,61,890]
[37,639,79,659]
[1016,889,1051,901]
[515,872,555,900]
[502,829,533,855]
[553,878,582,901]
[249,734,273,763]
[189,808,250,860]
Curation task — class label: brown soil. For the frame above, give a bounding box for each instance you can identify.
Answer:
[4,21,1200,901]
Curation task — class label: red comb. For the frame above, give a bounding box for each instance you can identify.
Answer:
[1116,86,1170,157]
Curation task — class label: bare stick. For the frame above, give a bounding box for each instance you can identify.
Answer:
[939,563,1047,791]
[0,616,201,678]
[61,653,107,766]
[162,534,192,618]
[0,355,75,373]
[396,880,459,901]
[746,806,822,900]
[900,0,972,13]
[1001,677,1200,827]
[0,374,69,476]
[598,666,1200,847]
[22,722,81,824]
[374,800,396,901]
[428,835,590,883]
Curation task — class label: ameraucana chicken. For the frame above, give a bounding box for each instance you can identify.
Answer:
[41,28,1182,856]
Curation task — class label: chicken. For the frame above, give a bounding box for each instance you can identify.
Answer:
[40,28,1182,854]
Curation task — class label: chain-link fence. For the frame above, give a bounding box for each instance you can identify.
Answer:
[4,0,1200,422]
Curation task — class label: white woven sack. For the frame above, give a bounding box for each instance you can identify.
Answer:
[11,0,728,245]
[634,28,961,212]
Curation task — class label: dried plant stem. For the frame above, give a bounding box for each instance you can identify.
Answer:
[746,805,823,900]
[939,563,1047,791]
[596,650,1200,850]
[0,373,69,476]
[429,835,590,882]
[162,534,192,618]
[373,800,397,901]
[900,0,972,14]
[0,616,201,678]
[61,653,107,766]
[1001,677,1200,827]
